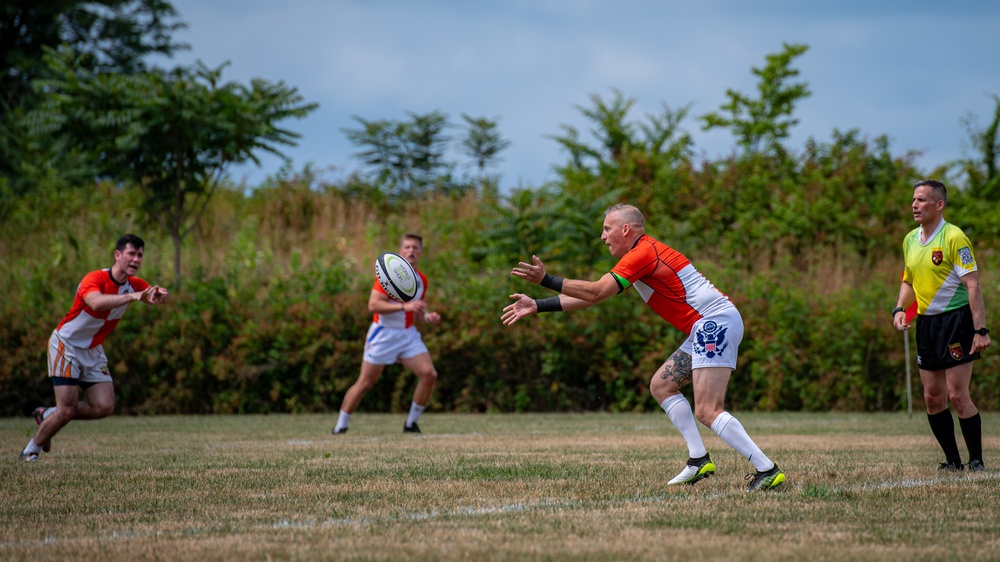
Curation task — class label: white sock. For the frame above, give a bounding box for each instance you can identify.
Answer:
[334,411,351,431]
[44,407,56,419]
[660,394,707,458]
[22,440,42,455]
[711,411,774,472]
[406,402,426,427]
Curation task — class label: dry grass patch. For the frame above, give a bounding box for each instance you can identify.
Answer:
[2,412,999,561]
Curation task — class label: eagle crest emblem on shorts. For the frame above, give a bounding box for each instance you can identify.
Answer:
[931,248,943,266]
[694,320,729,359]
[949,342,963,361]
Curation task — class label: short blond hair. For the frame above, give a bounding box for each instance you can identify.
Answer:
[604,204,645,228]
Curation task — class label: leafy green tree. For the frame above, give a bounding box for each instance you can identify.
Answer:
[550,89,693,205]
[343,111,458,198]
[0,0,187,184]
[701,43,811,157]
[959,94,1000,201]
[460,113,511,192]
[25,52,318,285]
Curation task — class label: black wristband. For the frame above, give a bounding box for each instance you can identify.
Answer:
[891,306,905,317]
[540,273,564,292]
[535,296,563,313]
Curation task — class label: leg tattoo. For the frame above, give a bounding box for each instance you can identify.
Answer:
[660,350,693,387]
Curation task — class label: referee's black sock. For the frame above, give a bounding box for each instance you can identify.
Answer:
[959,412,984,464]
[927,409,962,466]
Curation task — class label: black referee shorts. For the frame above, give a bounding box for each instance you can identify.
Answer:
[915,305,980,371]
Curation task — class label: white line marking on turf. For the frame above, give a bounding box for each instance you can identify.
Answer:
[3,472,997,549]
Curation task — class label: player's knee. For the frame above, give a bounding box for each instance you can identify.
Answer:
[418,368,438,384]
[55,405,77,423]
[694,404,721,427]
[923,392,947,411]
[353,379,376,394]
[649,380,667,403]
[92,402,114,418]
[948,392,973,412]
[648,375,676,402]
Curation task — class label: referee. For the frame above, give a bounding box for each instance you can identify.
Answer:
[893,180,991,472]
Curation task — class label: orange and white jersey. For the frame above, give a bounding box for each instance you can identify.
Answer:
[55,269,150,349]
[371,269,427,329]
[610,234,733,335]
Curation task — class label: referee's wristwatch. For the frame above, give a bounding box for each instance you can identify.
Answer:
[891,306,905,317]
[975,327,990,336]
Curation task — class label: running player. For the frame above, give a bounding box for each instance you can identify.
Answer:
[20,234,169,461]
[332,234,442,434]
[502,204,785,492]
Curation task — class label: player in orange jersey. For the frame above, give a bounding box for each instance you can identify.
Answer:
[333,234,442,434]
[20,234,169,461]
[503,204,784,492]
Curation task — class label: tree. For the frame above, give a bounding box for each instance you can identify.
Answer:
[0,0,186,114]
[549,89,694,207]
[460,113,511,189]
[960,94,1000,201]
[701,43,811,157]
[343,111,457,198]
[25,52,318,285]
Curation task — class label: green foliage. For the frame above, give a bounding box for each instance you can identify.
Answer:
[550,88,694,209]
[958,94,1000,202]
[22,51,318,285]
[0,0,188,183]
[701,42,811,157]
[3,41,999,417]
[460,113,511,185]
[343,110,469,199]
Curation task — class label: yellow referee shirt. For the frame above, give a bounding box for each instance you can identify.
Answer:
[902,220,977,315]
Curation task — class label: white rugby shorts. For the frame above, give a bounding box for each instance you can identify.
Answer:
[363,323,429,365]
[47,330,113,385]
[678,306,744,370]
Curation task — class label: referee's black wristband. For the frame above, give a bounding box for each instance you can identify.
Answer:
[535,296,563,313]
[891,306,905,317]
[540,273,564,292]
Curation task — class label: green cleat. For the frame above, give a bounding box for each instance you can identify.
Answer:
[668,453,716,485]
[746,464,785,492]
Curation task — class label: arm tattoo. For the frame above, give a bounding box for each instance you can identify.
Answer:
[660,349,693,387]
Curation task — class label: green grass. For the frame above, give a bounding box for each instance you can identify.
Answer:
[2,412,999,561]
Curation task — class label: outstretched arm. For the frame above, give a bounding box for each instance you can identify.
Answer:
[511,255,620,304]
[501,293,595,326]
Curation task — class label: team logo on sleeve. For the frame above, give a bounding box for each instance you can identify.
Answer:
[958,247,974,267]
[949,342,964,361]
[694,320,729,359]
[931,248,943,266]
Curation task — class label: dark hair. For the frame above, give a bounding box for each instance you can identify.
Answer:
[402,233,423,247]
[115,234,145,253]
[913,179,947,204]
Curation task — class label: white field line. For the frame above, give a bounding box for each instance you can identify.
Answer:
[265,471,1000,529]
[2,471,996,549]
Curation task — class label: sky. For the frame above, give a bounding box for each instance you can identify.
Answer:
[156,0,1000,189]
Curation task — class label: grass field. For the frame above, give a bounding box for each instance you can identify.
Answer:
[2,412,999,561]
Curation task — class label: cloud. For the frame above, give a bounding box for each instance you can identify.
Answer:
[161,0,1000,186]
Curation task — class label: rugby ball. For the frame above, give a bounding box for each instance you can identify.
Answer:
[375,252,419,302]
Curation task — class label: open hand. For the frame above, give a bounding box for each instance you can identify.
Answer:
[511,255,546,285]
[501,293,537,326]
